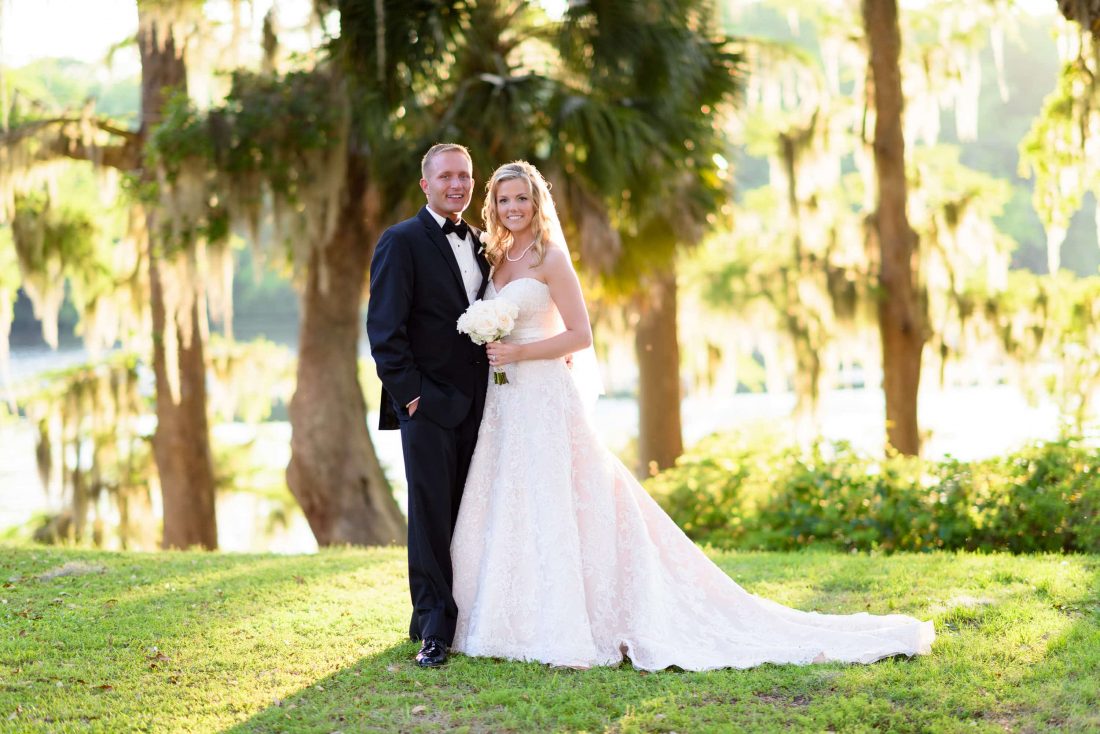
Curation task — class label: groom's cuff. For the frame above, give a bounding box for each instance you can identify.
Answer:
[406,397,420,409]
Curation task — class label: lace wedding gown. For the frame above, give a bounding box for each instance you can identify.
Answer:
[450,278,934,671]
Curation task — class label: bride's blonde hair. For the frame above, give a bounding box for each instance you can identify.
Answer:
[481,161,558,267]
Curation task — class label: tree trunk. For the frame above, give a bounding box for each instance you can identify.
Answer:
[287,166,406,546]
[863,0,924,456]
[634,268,683,477]
[150,269,219,549]
[139,14,219,548]
[1057,1,1100,32]
[787,314,822,426]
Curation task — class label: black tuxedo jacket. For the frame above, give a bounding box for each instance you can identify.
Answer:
[367,207,491,430]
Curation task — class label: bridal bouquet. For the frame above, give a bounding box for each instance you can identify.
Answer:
[457,299,519,384]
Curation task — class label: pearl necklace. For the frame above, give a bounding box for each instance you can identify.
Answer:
[505,238,537,262]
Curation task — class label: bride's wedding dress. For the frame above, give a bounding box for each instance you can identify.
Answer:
[450,278,934,671]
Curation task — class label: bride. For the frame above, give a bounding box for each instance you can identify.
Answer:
[450,161,935,671]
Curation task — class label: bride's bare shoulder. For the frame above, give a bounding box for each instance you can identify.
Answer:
[539,246,583,294]
[540,245,574,272]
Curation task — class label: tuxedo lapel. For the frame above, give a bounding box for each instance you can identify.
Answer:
[471,225,491,300]
[416,207,467,300]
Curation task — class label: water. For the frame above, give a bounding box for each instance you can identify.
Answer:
[0,338,1063,552]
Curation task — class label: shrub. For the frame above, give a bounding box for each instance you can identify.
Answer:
[644,433,755,547]
[646,435,1100,554]
[971,440,1100,553]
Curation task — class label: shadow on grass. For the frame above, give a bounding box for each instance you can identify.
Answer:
[220,640,435,734]
[813,554,1100,733]
[223,553,937,734]
[221,551,942,732]
[222,640,851,734]
[1,547,409,730]
[1011,558,1100,732]
[15,548,1094,732]
[9,547,401,641]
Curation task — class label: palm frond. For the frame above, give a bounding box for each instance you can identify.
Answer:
[334,0,468,105]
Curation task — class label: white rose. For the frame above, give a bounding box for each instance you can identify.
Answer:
[474,313,497,333]
[457,298,517,344]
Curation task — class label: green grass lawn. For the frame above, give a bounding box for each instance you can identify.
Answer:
[1,545,1097,733]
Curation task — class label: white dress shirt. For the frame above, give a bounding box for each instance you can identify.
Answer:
[426,207,482,305]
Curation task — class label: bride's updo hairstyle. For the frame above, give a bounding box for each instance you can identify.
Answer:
[481,161,557,267]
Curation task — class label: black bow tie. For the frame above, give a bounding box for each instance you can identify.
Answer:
[441,218,469,240]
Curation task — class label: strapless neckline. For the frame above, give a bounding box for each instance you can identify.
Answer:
[491,276,549,294]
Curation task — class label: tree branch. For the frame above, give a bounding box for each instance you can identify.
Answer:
[1,116,142,171]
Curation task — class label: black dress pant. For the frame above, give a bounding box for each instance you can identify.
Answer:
[398,400,482,644]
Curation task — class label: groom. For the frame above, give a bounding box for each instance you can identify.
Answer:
[366,143,490,668]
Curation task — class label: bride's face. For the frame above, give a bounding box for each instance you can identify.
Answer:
[495,178,535,239]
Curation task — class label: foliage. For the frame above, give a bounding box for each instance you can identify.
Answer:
[8,188,138,352]
[10,339,295,549]
[151,72,345,189]
[10,352,155,549]
[561,0,742,288]
[205,335,295,423]
[1,545,1097,732]
[641,431,765,541]
[9,192,98,272]
[977,270,1100,435]
[147,69,348,264]
[1018,41,1095,274]
[693,0,1036,432]
[144,0,743,291]
[1018,12,1100,276]
[0,229,18,386]
[682,141,1020,421]
[688,133,1100,433]
[731,1,1069,271]
[325,0,468,107]
[648,431,1100,554]
[0,60,146,388]
[209,430,300,538]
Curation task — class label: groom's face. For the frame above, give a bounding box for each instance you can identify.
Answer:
[420,151,474,219]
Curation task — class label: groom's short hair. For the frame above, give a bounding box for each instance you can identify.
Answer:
[421,143,472,178]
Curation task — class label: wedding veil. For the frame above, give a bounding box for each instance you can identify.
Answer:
[542,181,606,414]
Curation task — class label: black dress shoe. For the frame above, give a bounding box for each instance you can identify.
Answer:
[415,637,448,668]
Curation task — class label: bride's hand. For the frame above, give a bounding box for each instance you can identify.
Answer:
[487,341,523,367]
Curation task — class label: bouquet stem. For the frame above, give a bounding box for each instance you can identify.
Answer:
[493,366,509,385]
